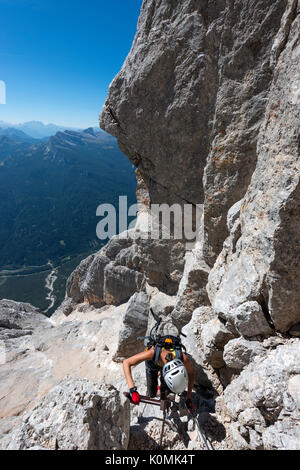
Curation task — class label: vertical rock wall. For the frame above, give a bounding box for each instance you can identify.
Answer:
[50,0,300,450]
[98,0,300,450]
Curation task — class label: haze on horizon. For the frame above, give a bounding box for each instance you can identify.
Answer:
[0,0,142,128]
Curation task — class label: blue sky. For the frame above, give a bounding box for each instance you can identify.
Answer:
[0,0,142,128]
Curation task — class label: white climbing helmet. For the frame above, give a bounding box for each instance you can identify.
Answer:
[162,358,188,394]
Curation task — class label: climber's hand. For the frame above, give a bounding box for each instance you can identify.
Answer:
[186,398,196,414]
[129,387,140,405]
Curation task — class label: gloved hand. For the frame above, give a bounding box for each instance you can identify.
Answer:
[129,387,140,405]
[186,398,196,414]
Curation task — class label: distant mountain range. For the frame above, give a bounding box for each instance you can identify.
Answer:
[0,126,137,267]
[0,120,97,139]
[0,127,39,143]
[45,127,114,159]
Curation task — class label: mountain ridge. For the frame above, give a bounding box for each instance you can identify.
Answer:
[0,120,85,139]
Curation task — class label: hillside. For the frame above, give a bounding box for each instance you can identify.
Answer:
[0,128,137,267]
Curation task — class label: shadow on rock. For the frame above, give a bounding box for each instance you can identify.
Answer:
[197,411,226,443]
[128,421,161,450]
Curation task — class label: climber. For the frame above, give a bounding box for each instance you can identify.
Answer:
[123,319,196,413]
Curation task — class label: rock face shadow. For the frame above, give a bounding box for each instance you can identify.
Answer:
[128,421,161,450]
[191,387,227,444]
[197,412,226,443]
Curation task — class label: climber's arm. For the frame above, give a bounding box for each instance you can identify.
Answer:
[123,348,154,389]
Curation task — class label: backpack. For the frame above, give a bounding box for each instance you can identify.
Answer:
[138,309,187,366]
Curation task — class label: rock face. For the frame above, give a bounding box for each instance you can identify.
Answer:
[98,0,300,336]
[0,299,52,333]
[1,0,300,451]
[223,337,266,370]
[61,0,299,340]
[201,318,235,369]
[113,292,149,360]
[171,248,210,330]
[62,232,143,312]
[99,0,300,450]
[181,307,221,389]
[233,301,273,338]
[207,0,300,333]
[224,343,300,450]
[61,222,185,315]
[0,300,127,441]
[102,0,214,207]
[101,0,290,266]
[1,379,130,450]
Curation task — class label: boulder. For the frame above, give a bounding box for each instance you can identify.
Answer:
[0,302,126,429]
[201,318,234,368]
[229,422,251,450]
[113,292,149,360]
[233,301,273,337]
[149,289,176,317]
[262,420,300,450]
[223,337,266,370]
[1,379,130,450]
[0,299,51,333]
[182,307,218,388]
[171,249,210,330]
[238,408,265,428]
[224,341,300,450]
[104,264,143,305]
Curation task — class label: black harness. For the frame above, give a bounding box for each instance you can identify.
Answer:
[150,335,186,367]
[138,308,187,368]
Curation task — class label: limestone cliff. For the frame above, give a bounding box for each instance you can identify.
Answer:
[100,0,300,449]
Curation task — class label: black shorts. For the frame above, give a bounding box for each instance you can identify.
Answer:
[145,360,171,398]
